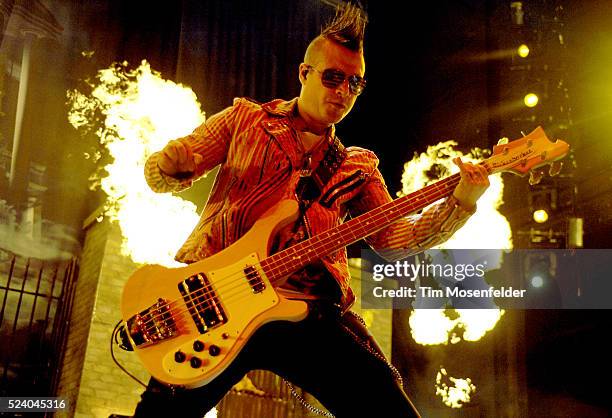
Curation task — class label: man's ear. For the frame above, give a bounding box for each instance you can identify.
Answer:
[299,63,309,84]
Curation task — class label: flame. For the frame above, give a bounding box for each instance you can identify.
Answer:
[455,308,505,342]
[204,408,218,418]
[68,61,205,266]
[401,141,508,345]
[401,141,510,408]
[399,140,512,251]
[435,367,476,408]
[408,309,457,346]
[408,308,505,346]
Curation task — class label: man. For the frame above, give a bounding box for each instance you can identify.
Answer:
[134,5,488,418]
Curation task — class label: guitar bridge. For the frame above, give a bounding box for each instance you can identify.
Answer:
[125,298,177,347]
[179,273,227,334]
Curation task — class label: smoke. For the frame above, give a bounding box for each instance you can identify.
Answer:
[0,199,80,261]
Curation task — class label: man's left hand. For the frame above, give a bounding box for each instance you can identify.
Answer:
[452,157,490,212]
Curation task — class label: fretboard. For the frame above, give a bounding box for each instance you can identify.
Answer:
[260,172,462,284]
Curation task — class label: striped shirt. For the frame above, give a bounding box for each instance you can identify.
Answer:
[144,97,474,311]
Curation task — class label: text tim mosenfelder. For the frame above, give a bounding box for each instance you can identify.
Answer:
[370,261,526,299]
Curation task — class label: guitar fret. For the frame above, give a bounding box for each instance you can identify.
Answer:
[262,174,461,281]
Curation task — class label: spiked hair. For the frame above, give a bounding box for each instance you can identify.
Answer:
[320,3,367,52]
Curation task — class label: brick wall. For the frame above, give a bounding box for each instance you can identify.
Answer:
[56,215,148,418]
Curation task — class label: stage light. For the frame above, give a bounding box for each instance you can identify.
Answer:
[533,209,549,223]
[524,93,539,107]
[530,275,544,288]
[517,44,530,58]
[568,217,584,248]
[524,253,562,308]
[525,253,555,288]
[528,187,557,226]
[510,2,524,25]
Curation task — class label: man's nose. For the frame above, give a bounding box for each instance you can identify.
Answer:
[334,79,351,97]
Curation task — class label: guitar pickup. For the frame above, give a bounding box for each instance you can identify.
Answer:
[179,273,227,334]
[244,265,266,294]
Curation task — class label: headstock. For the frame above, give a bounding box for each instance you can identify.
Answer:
[485,127,570,183]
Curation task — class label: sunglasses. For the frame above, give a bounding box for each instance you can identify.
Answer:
[305,65,367,96]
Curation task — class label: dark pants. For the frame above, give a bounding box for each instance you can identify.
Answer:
[133,305,420,417]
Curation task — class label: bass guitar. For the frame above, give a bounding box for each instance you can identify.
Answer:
[118,127,569,387]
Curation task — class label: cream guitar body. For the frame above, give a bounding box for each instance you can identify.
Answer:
[120,199,308,388]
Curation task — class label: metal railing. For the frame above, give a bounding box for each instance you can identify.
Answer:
[0,251,79,401]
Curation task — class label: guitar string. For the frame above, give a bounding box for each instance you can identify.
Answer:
[137,164,491,336]
[138,178,460,335]
[138,175,463,334]
[139,152,505,334]
[137,174,464,333]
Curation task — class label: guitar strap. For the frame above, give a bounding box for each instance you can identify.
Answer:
[295,134,347,209]
[313,135,347,187]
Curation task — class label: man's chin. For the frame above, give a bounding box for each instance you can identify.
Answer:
[325,111,347,125]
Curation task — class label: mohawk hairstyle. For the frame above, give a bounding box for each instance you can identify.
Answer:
[320,3,367,52]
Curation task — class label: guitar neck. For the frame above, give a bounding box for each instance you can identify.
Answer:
[261,172,462,284]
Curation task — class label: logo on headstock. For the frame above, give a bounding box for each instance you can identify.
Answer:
[489,148,534,169]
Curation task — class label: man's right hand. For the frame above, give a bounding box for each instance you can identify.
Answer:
[157,140,204,178]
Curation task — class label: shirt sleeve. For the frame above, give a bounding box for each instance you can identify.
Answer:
[144,103,237,193]
[349,169,475,261]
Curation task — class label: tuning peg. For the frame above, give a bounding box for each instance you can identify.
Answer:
[549,161,563,177]
[529,170,545,185]
[497,137,509,145]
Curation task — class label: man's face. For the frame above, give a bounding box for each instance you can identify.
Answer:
[299,40,365,127]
